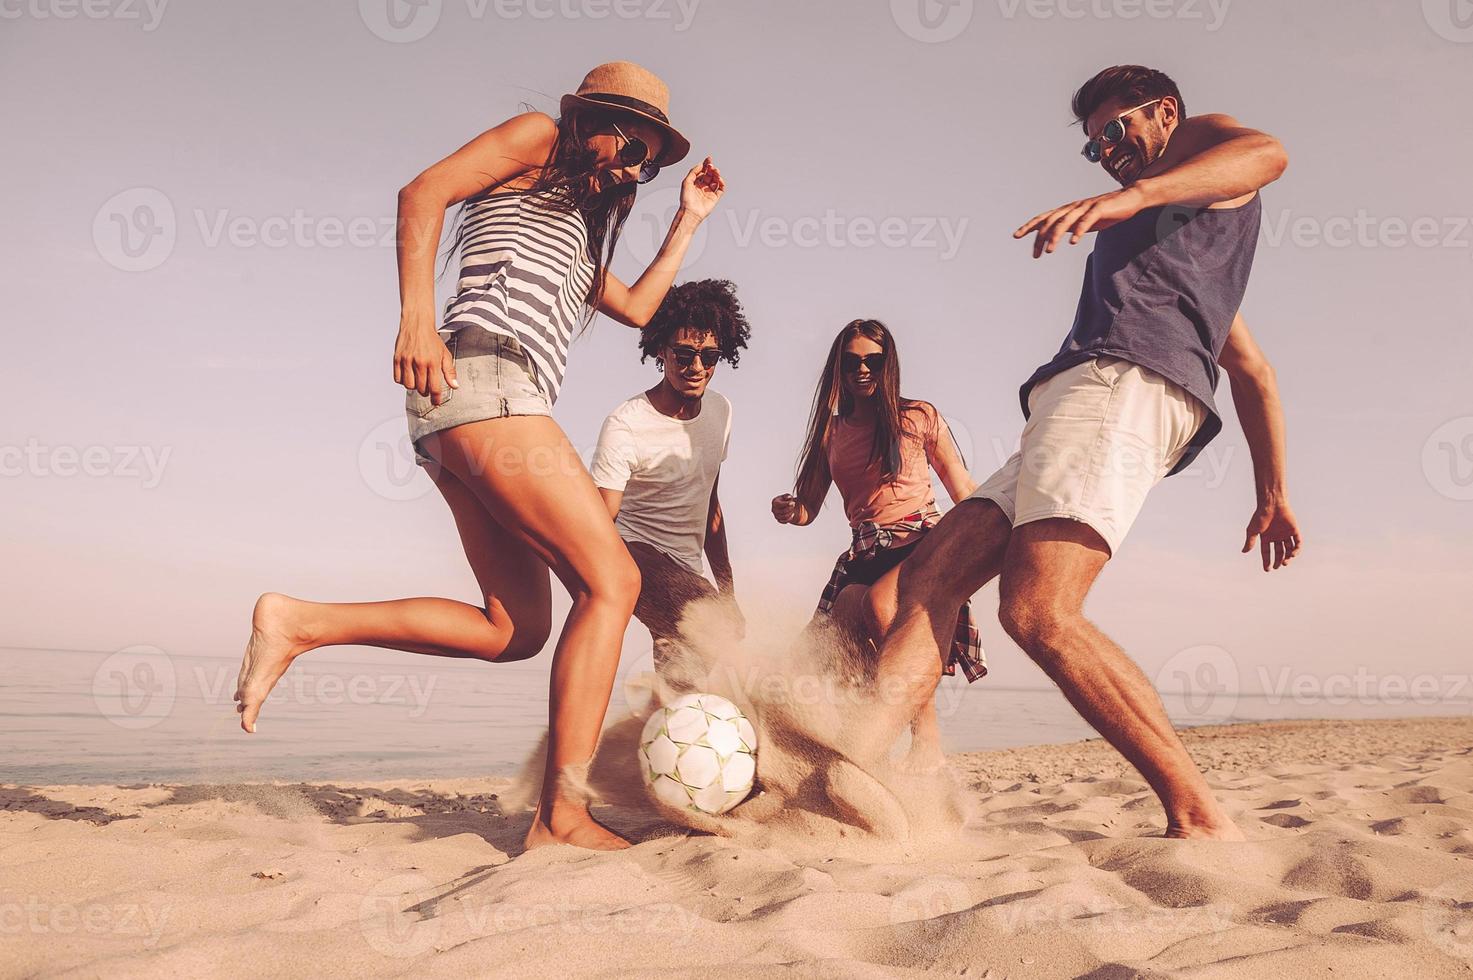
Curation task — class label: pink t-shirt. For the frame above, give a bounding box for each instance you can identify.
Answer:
[827,402,945,527]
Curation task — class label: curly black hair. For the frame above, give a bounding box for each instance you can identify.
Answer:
[639,278,751,369]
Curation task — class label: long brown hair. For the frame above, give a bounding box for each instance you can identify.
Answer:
[793,319,925,505]
[439,105,639,328]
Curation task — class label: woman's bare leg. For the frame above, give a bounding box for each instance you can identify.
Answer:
[235,467,552,732]
[236,415,639,850]
[430,417,641,851]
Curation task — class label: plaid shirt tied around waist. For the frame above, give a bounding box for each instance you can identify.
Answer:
[816,508,987,683]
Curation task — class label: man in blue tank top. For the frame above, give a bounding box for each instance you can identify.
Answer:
[868,66,1302,840]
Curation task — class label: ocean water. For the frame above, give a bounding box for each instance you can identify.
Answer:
[2,645,1466,785]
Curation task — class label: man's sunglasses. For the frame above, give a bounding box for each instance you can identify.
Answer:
[611,122,661,185]
[671,345,721,369]
[1081,98,1162,163]
[841,351,886,373]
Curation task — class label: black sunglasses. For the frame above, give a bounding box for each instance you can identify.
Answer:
[670,345,721,369]
[841,351,886,373]
[611,122,661,184]
[1082,98,1162,163]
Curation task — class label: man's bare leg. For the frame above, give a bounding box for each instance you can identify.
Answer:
[998,518,1243,840]
[859,499,1013,761]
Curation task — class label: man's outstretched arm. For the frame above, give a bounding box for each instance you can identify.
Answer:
[1218,312,1302,571]
[1019,114,1288,256]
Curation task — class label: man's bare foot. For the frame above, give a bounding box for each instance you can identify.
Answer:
[234,592,313,733]
[1164,813,1247,841]
[524,801,631,851]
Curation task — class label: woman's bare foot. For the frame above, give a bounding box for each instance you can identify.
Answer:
[234,592,314,733]
[524,800,631,851]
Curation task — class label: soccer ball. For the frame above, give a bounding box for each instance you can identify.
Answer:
[639,692,758,815]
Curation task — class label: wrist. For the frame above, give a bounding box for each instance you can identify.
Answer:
[1256,483,1288,506]
[672,206,703,230]
[1126,179,1159,210]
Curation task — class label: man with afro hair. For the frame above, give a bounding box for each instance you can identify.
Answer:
[590,279,751,683]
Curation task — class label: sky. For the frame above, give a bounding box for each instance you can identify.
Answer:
[4,0,1472,709]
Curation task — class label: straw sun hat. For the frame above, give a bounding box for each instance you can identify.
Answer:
[560,61,691,167]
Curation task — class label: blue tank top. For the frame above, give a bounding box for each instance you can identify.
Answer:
[1020,193,1262,475]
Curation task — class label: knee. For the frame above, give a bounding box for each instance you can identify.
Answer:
[600,550,642,612]
[997,590,1079,668]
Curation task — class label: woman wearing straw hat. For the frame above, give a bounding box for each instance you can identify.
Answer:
[234,62,724,850]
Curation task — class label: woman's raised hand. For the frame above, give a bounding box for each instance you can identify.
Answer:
[771,493,800,525]
[393,315,458,406]
[679,157,725,221]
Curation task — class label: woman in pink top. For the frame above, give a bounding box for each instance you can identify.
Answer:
[772,319,986,767]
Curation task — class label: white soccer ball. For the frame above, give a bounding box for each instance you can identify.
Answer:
[638,692,758,815]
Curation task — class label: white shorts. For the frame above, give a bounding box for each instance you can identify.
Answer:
[970,356,1206,555]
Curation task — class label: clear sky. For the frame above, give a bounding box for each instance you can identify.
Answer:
[5,0,1472,701]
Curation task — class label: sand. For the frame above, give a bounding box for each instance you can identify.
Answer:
[5,715,1473,978]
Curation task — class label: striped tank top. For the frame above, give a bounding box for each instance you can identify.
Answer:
[441,188,596,402]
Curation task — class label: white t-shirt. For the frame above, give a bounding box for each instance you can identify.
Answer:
[590,390,732,574]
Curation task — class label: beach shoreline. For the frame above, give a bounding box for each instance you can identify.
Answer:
[5,716,1472,977]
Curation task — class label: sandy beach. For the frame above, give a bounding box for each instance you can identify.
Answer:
[5,716,1472,978]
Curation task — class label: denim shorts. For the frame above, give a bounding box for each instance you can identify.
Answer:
[405,328,552,467]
